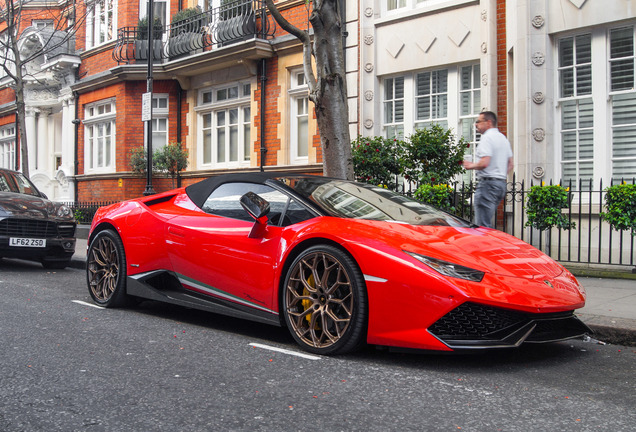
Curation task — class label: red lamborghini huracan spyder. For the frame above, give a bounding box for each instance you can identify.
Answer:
[86,172,590,355]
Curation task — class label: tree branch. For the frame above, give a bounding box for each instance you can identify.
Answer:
[265,0,317,97]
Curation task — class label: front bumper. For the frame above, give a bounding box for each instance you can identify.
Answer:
[0,218,76,262]
[429,302,592,350]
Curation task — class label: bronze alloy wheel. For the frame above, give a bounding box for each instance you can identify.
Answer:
[87,229,128,307]
[284,245,367,354]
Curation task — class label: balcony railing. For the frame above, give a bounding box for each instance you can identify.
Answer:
[112,0,276,64]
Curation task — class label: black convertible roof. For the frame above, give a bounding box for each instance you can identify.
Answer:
[185,171,308,209]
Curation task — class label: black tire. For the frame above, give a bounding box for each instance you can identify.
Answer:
[86,229,129,307]
[282,245,367,355]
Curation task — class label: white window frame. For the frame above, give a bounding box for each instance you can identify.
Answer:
[458,64,481,184]
[381,0,475,18]
[382,76,405,139]
[196,82,252,169]
[289,69,310,165]
[382,64,471,141]
[32,20,54,30]
[0,124,16,170]
[555,25,636,187]
[0,31,14,80]
[139,0,169,29]
[608,26,636,182]
[414,68,449,131]
[557,33,594,190]
[84,99,116,173]
[86,0,118,49]
[145,94,169,152]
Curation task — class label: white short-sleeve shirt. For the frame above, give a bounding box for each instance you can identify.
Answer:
[475,128,512,179]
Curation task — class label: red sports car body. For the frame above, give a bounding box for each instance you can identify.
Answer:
[87,173,590,355]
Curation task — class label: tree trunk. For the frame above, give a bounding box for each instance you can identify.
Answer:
[266,0,353,180]
[15,80,29,177]
[310,0,352,180]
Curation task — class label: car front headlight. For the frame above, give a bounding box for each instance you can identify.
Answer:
[405,252,485,282]
[57,204,72,218]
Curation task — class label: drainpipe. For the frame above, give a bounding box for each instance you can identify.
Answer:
[72,91,80,203]
[14,113,19,171]
[259,58,267,172]
[177,83,182,143]
[176,83,183,187]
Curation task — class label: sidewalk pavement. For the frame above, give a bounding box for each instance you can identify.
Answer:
[70,237,636,347]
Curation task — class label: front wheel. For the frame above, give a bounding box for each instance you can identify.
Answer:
[86,229,129,307]
[282,245,367,355]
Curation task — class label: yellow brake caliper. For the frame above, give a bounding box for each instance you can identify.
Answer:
[303,274,316,326]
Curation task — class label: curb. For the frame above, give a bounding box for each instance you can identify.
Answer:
[70,257,86,270]
[578,314,636,347]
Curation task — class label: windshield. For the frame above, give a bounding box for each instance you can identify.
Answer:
[276,176,470,227]
[0,170,42,197]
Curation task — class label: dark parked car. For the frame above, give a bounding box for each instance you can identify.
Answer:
[0,168,76,269]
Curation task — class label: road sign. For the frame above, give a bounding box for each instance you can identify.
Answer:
[142,92,152,122]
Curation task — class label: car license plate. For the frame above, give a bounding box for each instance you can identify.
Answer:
[9,238,46,248]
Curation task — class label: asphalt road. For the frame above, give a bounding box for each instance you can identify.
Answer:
[1,258,634,432]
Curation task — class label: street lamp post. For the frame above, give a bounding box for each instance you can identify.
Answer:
[143,0,156,196]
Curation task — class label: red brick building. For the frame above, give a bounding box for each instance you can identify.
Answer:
[0,0,358,202]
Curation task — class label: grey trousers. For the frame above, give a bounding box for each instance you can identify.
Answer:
[474,179,507,228]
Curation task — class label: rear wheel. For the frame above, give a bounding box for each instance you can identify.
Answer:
[283,245,367,355]
[86,229,129,307]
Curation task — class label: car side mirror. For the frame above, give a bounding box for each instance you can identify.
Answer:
[240,191,270,238]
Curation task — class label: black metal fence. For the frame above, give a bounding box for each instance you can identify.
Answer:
[501,176,635,269]
[64,175,635,269]
[63,201,118,225]
[394,175,635,269]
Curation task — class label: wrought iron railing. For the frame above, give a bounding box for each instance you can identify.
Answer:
[112,0,276,64]
[394,175,636,269]
[63,201,117,225]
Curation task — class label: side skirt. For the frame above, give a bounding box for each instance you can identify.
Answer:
[126,270,281,327]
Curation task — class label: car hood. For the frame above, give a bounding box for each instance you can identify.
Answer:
[0,191,60,220]
[356,220,564,279]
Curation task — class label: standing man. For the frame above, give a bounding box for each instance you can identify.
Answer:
[463,111,513,228]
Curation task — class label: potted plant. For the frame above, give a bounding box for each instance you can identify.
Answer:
[154,142,189,188]
[135,16,164,61]
[216,0,255,46]
[169,6,204,58]
[525,183,576,231]
[129,146,162,175]
[601,182,636,235]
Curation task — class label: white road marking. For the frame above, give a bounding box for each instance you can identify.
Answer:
[72,300,105,309]
[248,342,322,360]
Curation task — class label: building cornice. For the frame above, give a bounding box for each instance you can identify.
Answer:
[73,39,275,93]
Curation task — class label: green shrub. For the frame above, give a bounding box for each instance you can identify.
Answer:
[351,136,402,188]
[401,124,468,185]
[155,142,189,188]
[601,182,636,234]
[137,16,164,40]
[414,184,456,212]
[129,146,148,175]
[171,6,203,35]
[525,183,575,231]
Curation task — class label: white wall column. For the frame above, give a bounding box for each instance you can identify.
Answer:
[61,97,76,175]
[24,107,37,174]
[37,108,50,174]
